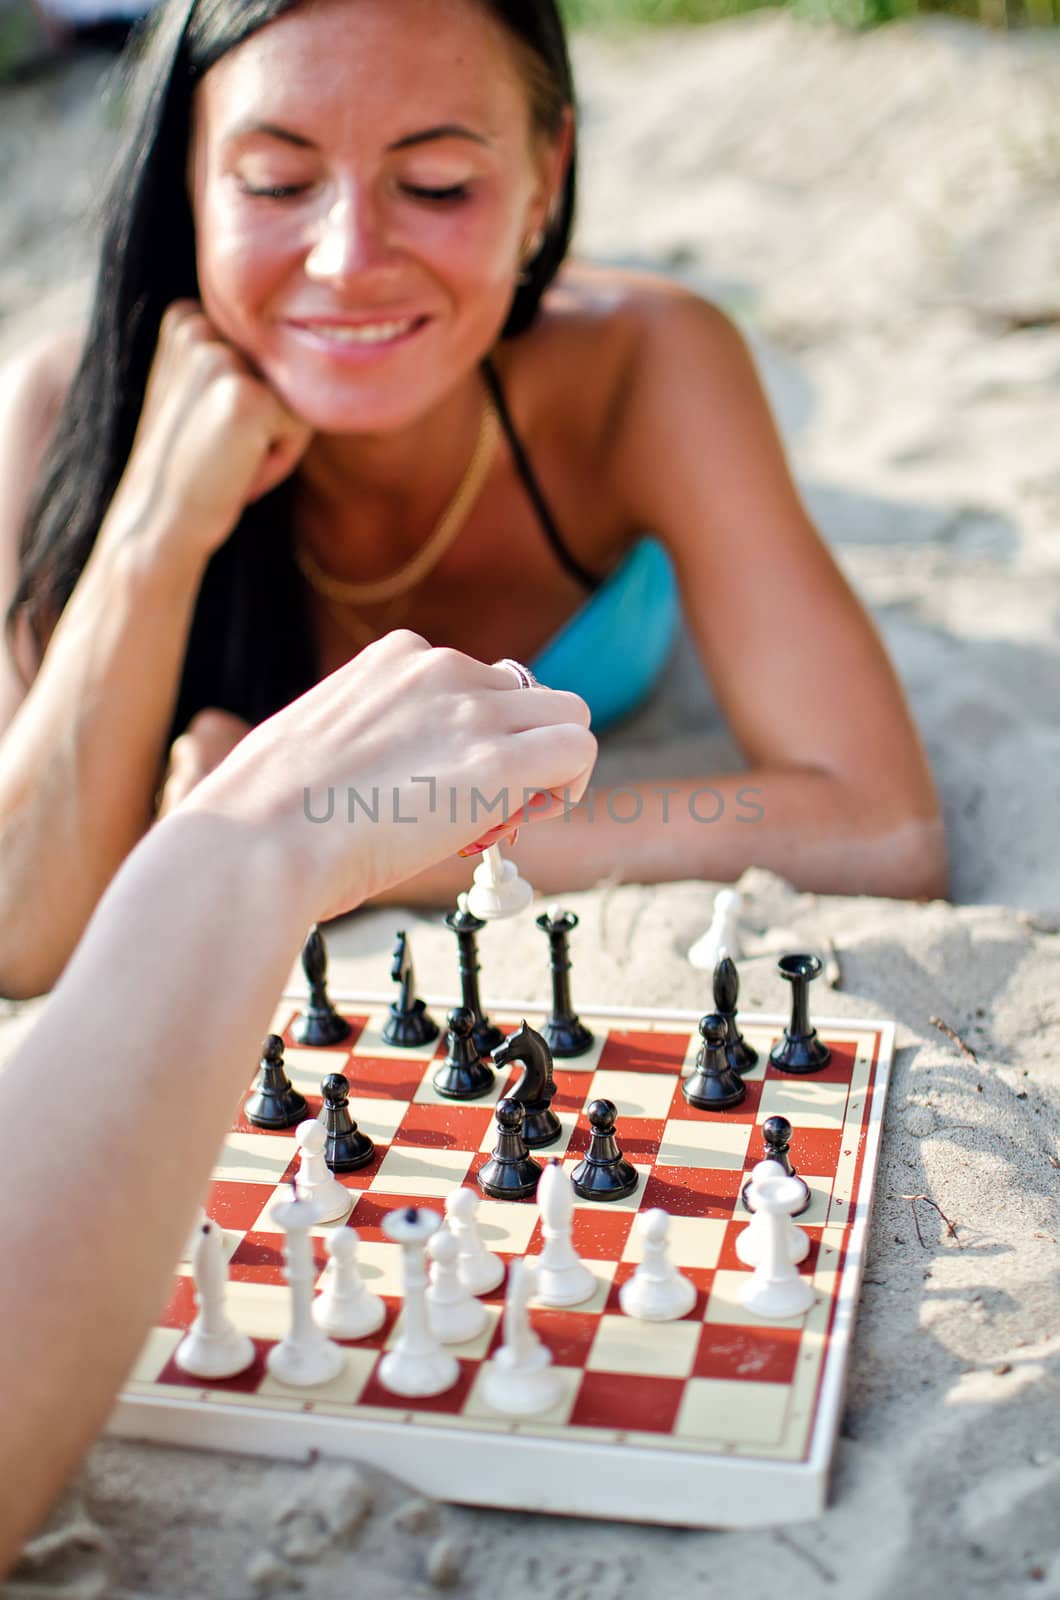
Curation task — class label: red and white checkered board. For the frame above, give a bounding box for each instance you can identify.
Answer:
[109,995,895,1528]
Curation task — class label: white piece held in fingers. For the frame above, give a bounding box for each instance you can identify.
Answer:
[267,1191,345,1387]
[378,1207,460,1397]
[687,888,743,971]
[427,1227,489,1344]
[295,1118,353,1223]
[619,1208,696,1322]
[312,1227,386,1339]
[533,1160,596,1307]
[739,1175,816,1320]
[175,1218,256,1379]
[466,844,533,920]
[444,1186,505,1295]
[482,1260,561,1417]
[736,1161,811,1268]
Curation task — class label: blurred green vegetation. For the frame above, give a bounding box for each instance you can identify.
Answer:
[560,0,1058,27]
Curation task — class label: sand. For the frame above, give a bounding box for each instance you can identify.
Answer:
[1,14,1058,1598]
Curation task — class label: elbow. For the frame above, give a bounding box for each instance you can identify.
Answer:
[885,814,949,902]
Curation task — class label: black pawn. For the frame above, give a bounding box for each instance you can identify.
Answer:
[536,907,594,1058]
[571,1098,639,1202]
[293,925,352,1047]
[770,953,831,1075]
[478,1099,542,1200]
[321,1073,374,1172]
[742,1115,812,1215]
[493,1020,562,1148]
[713,956,758,1076]
[433,1007,495,1101]
[381,929,440,1048]
[683,1014,747,1111]
[244,1035,309,1129]
[445,902,504,1056]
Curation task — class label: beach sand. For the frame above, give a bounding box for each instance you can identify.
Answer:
[1,14,1058,1597]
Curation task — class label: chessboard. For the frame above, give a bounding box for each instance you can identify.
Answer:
[108,993,895,1528]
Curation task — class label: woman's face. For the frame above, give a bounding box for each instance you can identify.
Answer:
[188,0,566,433]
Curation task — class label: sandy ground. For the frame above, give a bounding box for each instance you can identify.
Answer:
[1,13,1059,1599]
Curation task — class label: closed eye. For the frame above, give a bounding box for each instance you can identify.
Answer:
[401,182,471,204]
[239,182,309,201]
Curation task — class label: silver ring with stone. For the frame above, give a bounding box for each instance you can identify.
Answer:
[492,658,538,689]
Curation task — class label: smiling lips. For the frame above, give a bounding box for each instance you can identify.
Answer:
[287,315,429,347]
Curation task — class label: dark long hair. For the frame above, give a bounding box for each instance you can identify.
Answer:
[9,0,578,734]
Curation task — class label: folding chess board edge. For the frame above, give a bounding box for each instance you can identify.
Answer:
[104,1393,829,1527]
[799,1016,896,1495]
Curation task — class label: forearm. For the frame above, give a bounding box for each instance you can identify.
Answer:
[0,521,207,996]
[371,768,947,904]
[0,810,314,1573]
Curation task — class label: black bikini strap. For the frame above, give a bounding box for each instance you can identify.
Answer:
[482,357,600,594]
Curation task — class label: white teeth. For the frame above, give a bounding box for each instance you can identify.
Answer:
[305,319,417,345]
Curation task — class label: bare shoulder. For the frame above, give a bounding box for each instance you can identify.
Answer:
[519,265,747,443]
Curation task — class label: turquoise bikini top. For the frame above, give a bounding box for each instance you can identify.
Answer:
[483,359,679,732]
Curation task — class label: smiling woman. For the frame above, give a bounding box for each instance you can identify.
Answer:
[0,0,947,997]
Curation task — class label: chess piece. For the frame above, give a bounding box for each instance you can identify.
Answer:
[382,929,439,1048]
[478,1099,542,1201]
[267,1189,345,1387]
[736,1162,811,1268]
[492,1020,561,1146]
[535,905,593,1058]
[481,1260,561,1417]
[742,1116,812,1216]
[619,1209,696,1322]
[738,1173,816,1320]
[687,888,743,971]
[713,955,758,1076]
[294,1119,353,1224]
[175,1219,256,1379]
[533,1160,596,1306]
[466,843,533,920]
[378,1207,459,1397]
[312,1228,386,1339]
[445,896,504,1055]
[444,1186,505,1295]
[244,1035,308,1129]
[682,1014,747,1111]
[321,1073,374,1172]
[293,925,352,1047]
[769,953,831,1074]
[426,1228,489,1344]
[432,1007,495,1100]
[570,1099,639,1202]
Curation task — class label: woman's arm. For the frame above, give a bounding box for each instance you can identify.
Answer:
[0,632,595,1575]
[0,306,311,998]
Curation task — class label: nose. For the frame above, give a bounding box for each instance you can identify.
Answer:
[304,188,390,284]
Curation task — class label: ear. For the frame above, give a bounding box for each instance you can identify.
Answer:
[528,105,574,236]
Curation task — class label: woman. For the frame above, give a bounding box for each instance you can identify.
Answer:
[0,0,946,998]
[0,634,596,1572]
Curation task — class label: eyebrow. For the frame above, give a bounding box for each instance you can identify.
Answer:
[224,120,491,152]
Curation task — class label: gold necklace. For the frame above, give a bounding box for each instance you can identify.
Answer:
[294,400,499,621]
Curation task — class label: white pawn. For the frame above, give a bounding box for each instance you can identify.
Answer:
[739,1174,816,1320]
[175,1218,256,1379]
[619,1209,696,1322]
[378,1207,459,1398]
[295,1119,352,1224]
[736,1161,810,1268]
[312,1227,386,1339]
[466,844,533,920]
[444,1186,505,1296]
[687,888,743,971]
[482,1260,561,1417]
[533,1160,595,1307]
[427,1228,489,1344]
